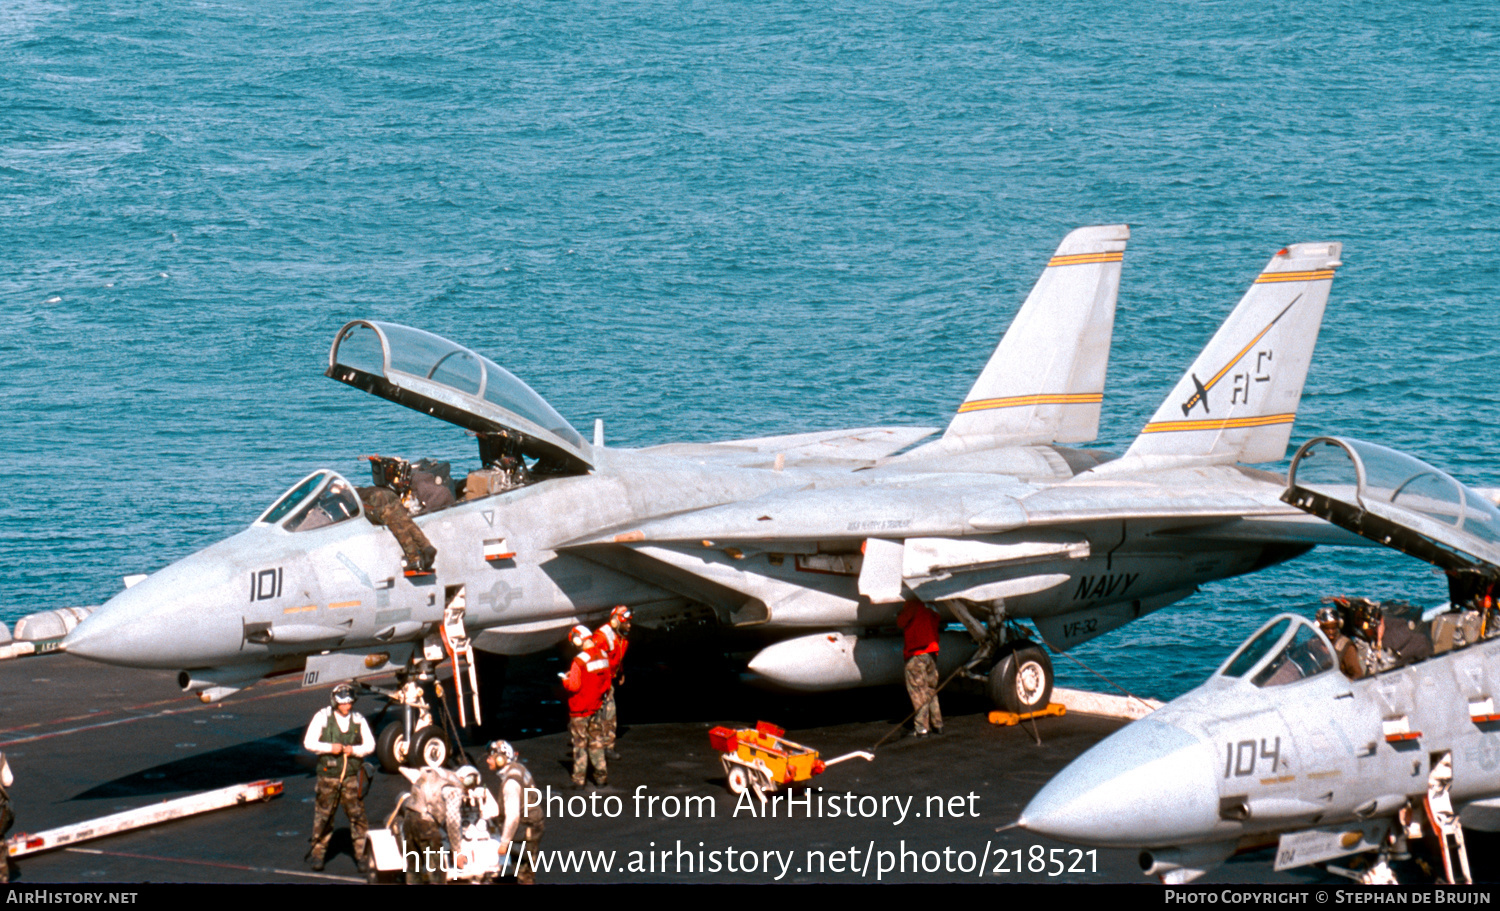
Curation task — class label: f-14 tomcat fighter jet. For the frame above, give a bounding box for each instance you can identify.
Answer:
[63,227,1349,754]
[1021,437,1500,884]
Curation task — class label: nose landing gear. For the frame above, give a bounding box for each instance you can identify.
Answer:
[365,660,454,773]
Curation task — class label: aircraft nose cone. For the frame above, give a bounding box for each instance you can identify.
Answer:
[1019,718,1219,847]
[64,572,243,669]
[63,595,162,666]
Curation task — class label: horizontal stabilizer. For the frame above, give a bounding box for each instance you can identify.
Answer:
[1021,463,1318,527]
[1120,242,1342,467]
[1153,515,1373,548]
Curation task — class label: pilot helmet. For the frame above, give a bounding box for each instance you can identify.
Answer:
[330,683,356,706]
[457,765,482,788]
[569,624,591,649]
[1315,606,1340,629]
[488,740,517,764]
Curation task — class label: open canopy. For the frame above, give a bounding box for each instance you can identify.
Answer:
[326,320,593,471]
[1284,436,1500,575]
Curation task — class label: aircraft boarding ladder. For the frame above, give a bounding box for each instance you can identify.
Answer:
[440,587,482,728]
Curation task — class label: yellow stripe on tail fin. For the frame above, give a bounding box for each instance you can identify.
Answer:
[1120,242,1342,466]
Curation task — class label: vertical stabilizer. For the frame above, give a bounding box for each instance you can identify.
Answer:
[1120,242,1342,466]
[935,224,1129,449]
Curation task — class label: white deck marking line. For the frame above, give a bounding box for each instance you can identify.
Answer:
[66,847,364,883]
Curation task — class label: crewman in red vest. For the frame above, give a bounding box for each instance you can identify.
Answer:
[560,625,611,787]
[592,605,631,760]
[897,599,943,737]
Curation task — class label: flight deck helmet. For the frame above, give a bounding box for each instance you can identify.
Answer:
[488,740,517,764]
[610,605,632,632]
[569,625,591,649]
[331,683,356,707]
[1315,606,1342,637]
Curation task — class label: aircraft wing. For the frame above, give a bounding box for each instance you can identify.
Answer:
[1010,464,1370,546]
[558,462,1362,627]
[560,464,1334,551]
[560,477,1035,547]
[638,426,939,466]
[1014,468,1300,525]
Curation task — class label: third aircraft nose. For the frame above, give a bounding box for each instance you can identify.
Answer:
[1019,717,1221,848]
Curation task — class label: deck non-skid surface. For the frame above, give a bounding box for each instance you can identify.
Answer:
[0,652,1334,884]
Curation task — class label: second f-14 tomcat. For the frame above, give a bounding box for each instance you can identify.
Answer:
[1021,437,1500,884]
[63,226,1353,760]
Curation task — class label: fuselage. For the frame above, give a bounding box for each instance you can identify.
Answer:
[64,440,1315,689]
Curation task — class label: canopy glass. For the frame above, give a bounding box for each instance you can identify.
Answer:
[327,321,592,470]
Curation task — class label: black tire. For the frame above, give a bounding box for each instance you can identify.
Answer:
[376,722,409,773]
[411,726,448,768]
[987,644,1053,714]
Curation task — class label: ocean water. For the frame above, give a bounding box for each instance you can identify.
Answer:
[3,0,1497,701]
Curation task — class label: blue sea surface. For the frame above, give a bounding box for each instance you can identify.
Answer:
[3,0,1497,701]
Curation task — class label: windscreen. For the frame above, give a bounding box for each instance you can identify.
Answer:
[256,471,329,526]
[1249,622,1334,687]
[284,475,361,532]
[1217,615,1333,687]
[1220,616,1293,679]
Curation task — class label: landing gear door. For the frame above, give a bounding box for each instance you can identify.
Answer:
[1284,436,1500,574]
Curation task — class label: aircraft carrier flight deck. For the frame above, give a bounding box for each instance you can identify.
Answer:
[0,646,1353,886]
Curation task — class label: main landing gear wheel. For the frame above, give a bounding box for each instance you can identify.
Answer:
[987,644,1053,715]
[726,765,750,795]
